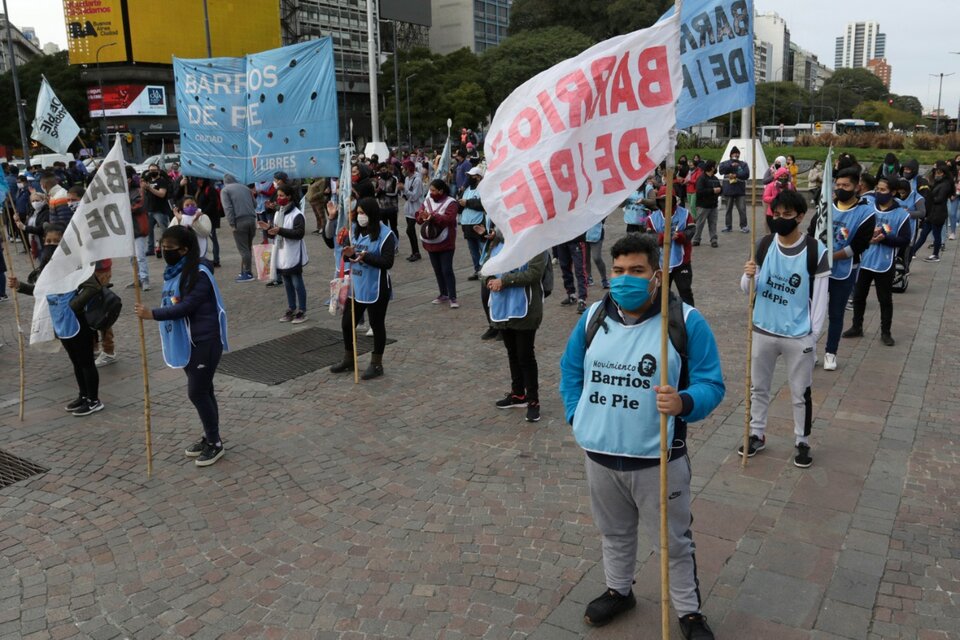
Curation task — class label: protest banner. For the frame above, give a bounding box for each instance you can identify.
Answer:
[173,38,340,183]
[478,15,682,276]
[31,76,81,155]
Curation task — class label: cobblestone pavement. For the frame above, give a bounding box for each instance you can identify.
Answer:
[0,206,957,640]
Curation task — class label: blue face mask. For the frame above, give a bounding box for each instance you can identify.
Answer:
[609,274,656,312]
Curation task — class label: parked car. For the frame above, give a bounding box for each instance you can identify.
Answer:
[133,153,180,175]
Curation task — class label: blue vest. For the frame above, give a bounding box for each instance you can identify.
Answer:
[488,244,530,322]
[572,302,681,459]
[753,241,822,338]
[830,202,873,280]
[648,208,689,269]
[159,264,229,368]
[460,185,484,226]
[897,179,920,236]
[351,222,394,304]
[585,222,603,243]
[861,205,909,273]
[47,291,80,339]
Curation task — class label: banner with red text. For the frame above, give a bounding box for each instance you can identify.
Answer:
[478,15,682,275]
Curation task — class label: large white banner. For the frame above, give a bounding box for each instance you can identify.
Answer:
[31,76,81,155]
[31,137,134,344]
[479,15,682,275]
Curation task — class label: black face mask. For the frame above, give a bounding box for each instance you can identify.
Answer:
[468,177,480,187]
[834,188,856,203]
[902,172,913,181]
[769,217,799,236]
[39,244,56,264]
[163,250,184,266]
[875,192,894,207]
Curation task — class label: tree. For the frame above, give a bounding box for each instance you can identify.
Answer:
[754,82,812,127]
[509,0,671,42]
[853,101,921,130]
[441,82,489,132]
[889,95,923,117]
[814,68,889,120]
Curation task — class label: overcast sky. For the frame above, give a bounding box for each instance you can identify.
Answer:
[11,0,960,117]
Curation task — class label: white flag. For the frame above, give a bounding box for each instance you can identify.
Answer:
[31,137,134,344]
[478,15,682,275]
[31,76,81,155]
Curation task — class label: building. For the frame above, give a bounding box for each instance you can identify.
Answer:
[814,62,833,92]
[755,12,791,82]
[0,13,43,74]
[835,21,885,69]
[754,37,770,84]
[430,0,512,55]
[866,57,892,89]
[43,43,61,55]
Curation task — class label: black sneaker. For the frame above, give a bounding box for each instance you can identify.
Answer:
[584,588,636,627]
[692,240,700,246]
[737,434,765,457]
[495,394,528,409]
[577,299,587,314]
[880,333,895,346]
[467,272,480,281]
[480,327,499,341]
[525,402,541,423]
[678,612,715,639]
[720,227,733,233]
[64,396,86,412]
[794,443,813,468]
[560,294,576,306]
[842,326,863,338]
[72,399,104,417]
[406,253,422,262]
[195,441,224,467]
[184,438,206,458]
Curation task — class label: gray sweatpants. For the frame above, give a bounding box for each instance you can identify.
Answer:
[585,455,701,617]
[693,207,718,243]
[749,331,814,444]
[232,216,257,275]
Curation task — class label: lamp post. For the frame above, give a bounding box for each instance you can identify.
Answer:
[392,21,401,149]
[405,73,417,147]
[2,0,31,167]
[929,72,955,135]
[771,66,784,128]
[202,0,213,57]
[95,42,118,154]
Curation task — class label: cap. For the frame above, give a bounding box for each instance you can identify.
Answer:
[730,146,741,155]
[467,166,483,176]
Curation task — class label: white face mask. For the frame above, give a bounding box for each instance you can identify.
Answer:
[357,214,369,227]
[32,201,45,212]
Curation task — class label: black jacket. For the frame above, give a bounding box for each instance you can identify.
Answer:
[695,173,722,208]
[926,176,953,225]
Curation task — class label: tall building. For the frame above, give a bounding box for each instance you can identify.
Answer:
[755,12,791,82]
[835,21,885,69]
[0,13,43,73]
[754,37,770,85]
[866,57,892,89]
[430,0,512,55]
[788,43,826,93]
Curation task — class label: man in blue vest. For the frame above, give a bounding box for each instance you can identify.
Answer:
[739,190,829,467]
[559,233,725,639]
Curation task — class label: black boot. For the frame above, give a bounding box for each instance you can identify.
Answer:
[361,353,384,380]
[480,327,499,340]
[842,325,863,338]
[329,351,354,373]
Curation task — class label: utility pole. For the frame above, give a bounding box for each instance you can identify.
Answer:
[392,21,401,149]
[2,0,31,166]
[202,0,213,57]
[930,72,956,134]
[366,0,379,143]
[405,73,417,147]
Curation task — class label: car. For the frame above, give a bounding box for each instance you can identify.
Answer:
[133,153,180,175]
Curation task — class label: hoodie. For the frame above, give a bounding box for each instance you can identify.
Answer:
[876,153,901,181]
[219,174,256,226]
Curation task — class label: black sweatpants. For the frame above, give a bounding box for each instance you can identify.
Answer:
[186,339,223,445]
[851,267,895,334]
[670,263,695,306]
[61,324,99,401]
[501,328,539,403]
[405,217,420,256]
[342,290,391,355]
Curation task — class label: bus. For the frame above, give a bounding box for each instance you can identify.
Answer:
[758,123,814,145]
[832,119,882,135]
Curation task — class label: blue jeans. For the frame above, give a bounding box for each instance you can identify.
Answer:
[911,222,944,258]
[466,235,483,273]
[826,271,857,355]
[210,228,221,263]
[948,197,959,236]
[283,271,307,312]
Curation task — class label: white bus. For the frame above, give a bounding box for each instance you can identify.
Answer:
[759,123,814,145]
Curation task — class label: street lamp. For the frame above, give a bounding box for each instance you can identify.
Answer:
[929,72,955,135]
[405,73,417,147]
[2,0,31,167]
[96,41,118,154]
[771,66,784,128]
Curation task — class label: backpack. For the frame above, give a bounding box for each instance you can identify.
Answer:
[540,250,554,298]
[755,234,820,298]
[585,293,688,389]
[84,285,123,331]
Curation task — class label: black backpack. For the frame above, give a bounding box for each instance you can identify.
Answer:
[585,293,689,388]
[755,234,820,299]
[84,285,123,331]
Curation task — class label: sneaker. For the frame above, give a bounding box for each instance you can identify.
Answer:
[0,295,8,302]
[431,295,449,304]
[235,273,255,283]
[525,401,541,423]
[560,294,576,306]
[406,253,422,262]
[356,323,369,333]
[141,282,151,292]
[125,282,137,289]
[449,299,460,309]
[950,233,956,240]
[495,393,528,409]
[291,311,307,324]
[467,272,480,281]
[601,281,610,289]
[64,396,86,412]
[72,399,104,417]
[794,443,813,468]
[845,299,854,311]
[823,353,838,371]
[584,588,636,627]
[720,227,732,233]
[94,352,118,367]
[213,261,221,267]
[365,326,374,336]
[577,299,587,314]
[737,434,766,457]
[880,333,895,346]
[265,280,281,287]
[480,327,499,341]
[842,326,863,338]
[678,612,715,639]
[692,241,701,246]
[740,227,750,233]
[552,257,559,265]
[588,276,595,285]
[924,255,940,262]
[195,441,224,467]
[184,438,206,458]
[710,241,719,248]
[279,309,295,322]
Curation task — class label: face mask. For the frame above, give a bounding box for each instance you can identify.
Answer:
[731,156,739,161]
[164,250,184,266]
[886,164,895,173]
[774,163,781,169]
[430,192,444,202]
[468,177,480,187]
[834,188,856,203]
[32,201,45,212]
[902,172,913,181]
[875,192,894,206]
[609,275,655,312]
[357,213,369,227]
[276,196,290,206]
[183,205,198,215]
[351,175,360,183]
[769,217,799,236]
[777,179,788,187]
[40,244,56,263]
[68,201,80,212]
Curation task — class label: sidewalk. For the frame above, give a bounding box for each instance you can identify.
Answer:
[0,212,957,639]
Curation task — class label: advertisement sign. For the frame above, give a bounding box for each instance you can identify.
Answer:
[88,85,167,118]
[174,38,340,183]
[62,0,128,65]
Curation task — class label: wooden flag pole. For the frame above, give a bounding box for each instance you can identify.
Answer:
[742,107,758,468]
[350,270,359,384]
[1,207,26,420]
[6,192,35,272]
[660,150,676,640]
[131,265,153,477]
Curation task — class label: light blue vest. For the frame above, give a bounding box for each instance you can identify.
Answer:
[753,241,821,338]
[897,179,920,236]
[572,302,681,459]
[47,291,80,339]
[623,191,646,226]
[830,202,873,280]
[351,222,394,304]
[488,244,530,322]
[585,222,603,243]
[460,186,484,226]
[159,264,229,369]
[861,205,909,273]
[648,208,689,269]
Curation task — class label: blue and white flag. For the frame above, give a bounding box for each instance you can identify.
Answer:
[815,147,834,267]
[662,0,755,129]
[433,131,452,183]
[31,76,80,155]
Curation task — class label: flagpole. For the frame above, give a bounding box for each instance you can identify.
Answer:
[350,270,359,384]
[0,206,26,420]
[659,142,676,640]
[7,192,36,272]
[131,263,153,476]
[742,107,758,468]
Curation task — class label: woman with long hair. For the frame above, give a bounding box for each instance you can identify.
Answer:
[135,226,229,467]
[416,179,460,308]
[258,183,309,323]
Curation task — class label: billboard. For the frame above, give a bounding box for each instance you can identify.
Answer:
[126,0,281,64]
[88,85,168,117]
[62,0,128,64]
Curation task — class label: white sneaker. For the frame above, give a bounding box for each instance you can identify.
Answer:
[365,327,374,337]
[356,323,368,333]
[950,233,956,241]
[95,352,118,367]
[823,353,837,371]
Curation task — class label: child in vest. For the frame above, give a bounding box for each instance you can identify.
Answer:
[135,226,229,467]
[646,186,696,306]
[740,190,829,468]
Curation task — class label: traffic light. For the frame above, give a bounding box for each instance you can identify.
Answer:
[888,99,894,106]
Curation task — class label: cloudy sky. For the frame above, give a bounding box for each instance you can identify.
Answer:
[11,0,960,117]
